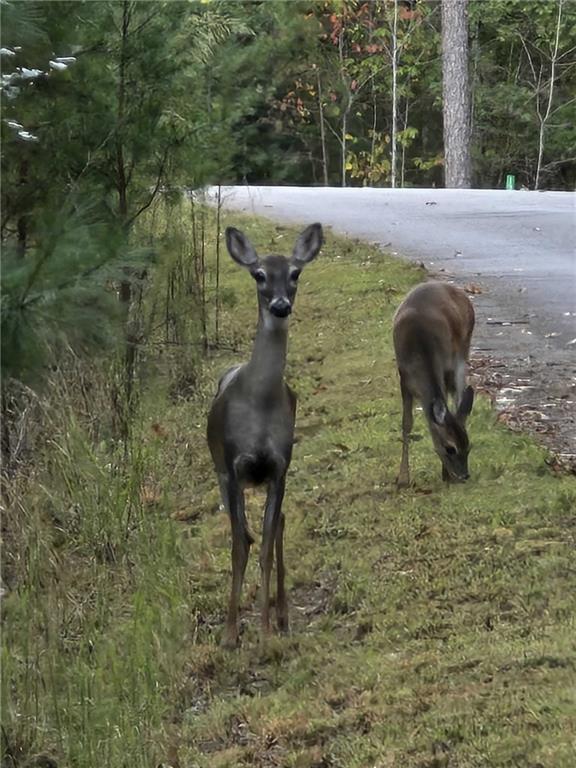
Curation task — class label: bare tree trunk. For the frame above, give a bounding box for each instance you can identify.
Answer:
[341,105,350,188]
[315,68,329,186]
[16,215,28,259]
[367,3,378,187]
[215,184,222,343]
[200,207,207,350]
[116,0,130,220]
[338,29,351,188]
[441,0,472,188]
[369,81,378,185]
[401,97,410,188]
[535,0,564,190]
[114,1,137,450]
[16,160,28,258]
[390,0,398,189]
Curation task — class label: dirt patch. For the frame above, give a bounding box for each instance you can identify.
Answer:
[290,574,337,630]
[470,351,576,473]
[443,274,576,474]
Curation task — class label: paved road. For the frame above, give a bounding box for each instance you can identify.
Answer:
[210,186,576,456]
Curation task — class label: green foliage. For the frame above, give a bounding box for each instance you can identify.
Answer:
[1,0,243,389]
[470,0,576,188]
[0,200,125,382]
[206,0,574,188]
[347,131,391,184]
[2,0,574,392]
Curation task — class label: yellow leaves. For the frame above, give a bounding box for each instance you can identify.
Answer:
[139,479,161,507]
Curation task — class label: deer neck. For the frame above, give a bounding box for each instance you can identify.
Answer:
[247,308,289,393]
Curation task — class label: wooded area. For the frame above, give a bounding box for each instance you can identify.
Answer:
[2,0,575,393]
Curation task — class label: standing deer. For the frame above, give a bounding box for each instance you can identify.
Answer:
[393,281,475,487]
[207,223,323,648]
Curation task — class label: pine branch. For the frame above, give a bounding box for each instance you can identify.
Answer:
[125,148,169,228]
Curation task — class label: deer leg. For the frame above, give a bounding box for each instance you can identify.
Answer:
[260,474,286,638]
[222,476,251,649]
[397,377,413,488]
[275,512,289,634]
[217,473,230,513]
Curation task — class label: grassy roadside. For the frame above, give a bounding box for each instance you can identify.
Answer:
[3,207,575,767]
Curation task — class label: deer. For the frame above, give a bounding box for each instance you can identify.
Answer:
[393,281,475,487]
[207,223,323,648]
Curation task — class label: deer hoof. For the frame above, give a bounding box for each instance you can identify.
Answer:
[396,476,410,489]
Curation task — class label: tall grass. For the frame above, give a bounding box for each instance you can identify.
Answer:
[2,197,221,766]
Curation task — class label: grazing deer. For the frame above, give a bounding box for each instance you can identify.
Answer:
[207,223,323,648]
[393,281,475,487]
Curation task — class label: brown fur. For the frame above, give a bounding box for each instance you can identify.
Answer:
[393,281,475,485]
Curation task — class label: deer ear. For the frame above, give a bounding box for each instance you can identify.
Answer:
[431,398,447,425]
[457,385,474,422]
[291,223,323,266]
[225,227,259,268]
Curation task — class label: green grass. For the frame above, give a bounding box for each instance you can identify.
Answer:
[3,208,575,767]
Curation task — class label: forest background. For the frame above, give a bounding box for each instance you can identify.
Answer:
[3,0,576,390]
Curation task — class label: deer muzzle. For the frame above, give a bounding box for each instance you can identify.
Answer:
[270,298,292,317]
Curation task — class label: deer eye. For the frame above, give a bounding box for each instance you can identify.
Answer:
[446,445,457,456]
[253,270,266,284]
[290,269,301,282]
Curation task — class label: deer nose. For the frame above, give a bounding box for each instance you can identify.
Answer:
[270,298,292,317]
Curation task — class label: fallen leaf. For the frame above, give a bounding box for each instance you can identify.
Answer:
[140,481,161,506]
[171,508,201,521]
[151,422,168,438]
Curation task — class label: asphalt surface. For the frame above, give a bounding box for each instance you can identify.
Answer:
[209,186,576,458]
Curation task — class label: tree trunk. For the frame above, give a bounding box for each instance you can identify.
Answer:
[215,184,222,342]
[369,81,378,185]
[116,0,130,220]
[441,0,472,188]
[534,0,564,190]
[316,69,329,186]
[16,159,29,258]
[390,0,398,189]
[16,215,28,259]
[401,97,410,188]
[338,29,350,188]
[341,106,349,188]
